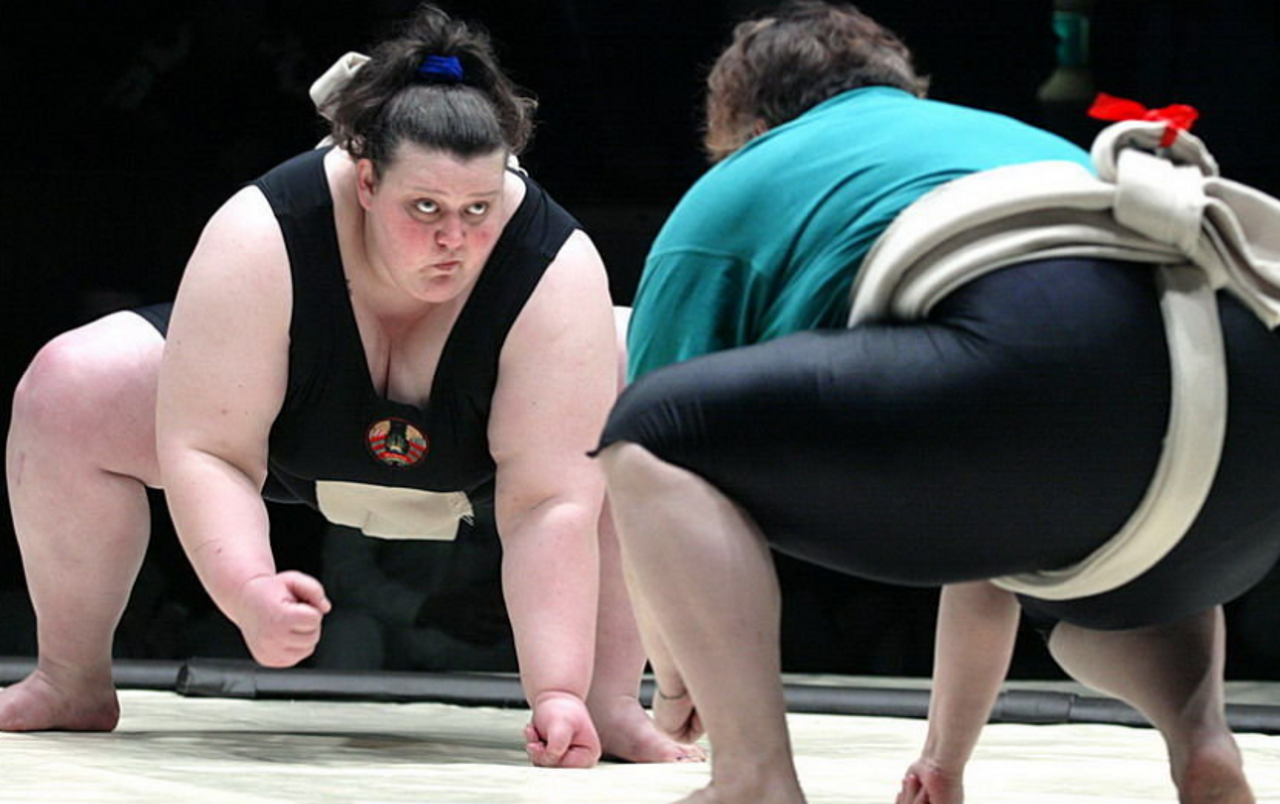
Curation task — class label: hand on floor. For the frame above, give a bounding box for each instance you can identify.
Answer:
[525,691,602,768]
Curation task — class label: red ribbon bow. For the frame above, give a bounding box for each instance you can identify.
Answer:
[1087,92,1200,149]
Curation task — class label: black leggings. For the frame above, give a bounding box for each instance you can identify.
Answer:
[600,258,1280,629]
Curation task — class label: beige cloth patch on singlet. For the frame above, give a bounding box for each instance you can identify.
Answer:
[316,481,474,540]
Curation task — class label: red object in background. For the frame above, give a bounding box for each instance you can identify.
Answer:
[1088,92,1200,149]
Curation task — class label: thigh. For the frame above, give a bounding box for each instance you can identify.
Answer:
[603,258,1173,587]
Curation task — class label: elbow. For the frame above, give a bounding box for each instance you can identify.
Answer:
[156,437,268,496]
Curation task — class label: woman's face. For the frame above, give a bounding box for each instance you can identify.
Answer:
[356,143,508,304]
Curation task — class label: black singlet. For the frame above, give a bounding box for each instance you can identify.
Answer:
[139,147,580,518]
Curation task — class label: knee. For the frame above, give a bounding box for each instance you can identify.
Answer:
[11,316,159,432]
[13,332,101,427]
[598,441,679,505]
[597,441,645,490]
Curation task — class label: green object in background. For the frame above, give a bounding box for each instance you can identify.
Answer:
[1039,6,1095,106]
[1053,10,1090,68]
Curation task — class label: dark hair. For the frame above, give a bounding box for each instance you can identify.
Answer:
[704,1,928,161]
[324,4,536,172]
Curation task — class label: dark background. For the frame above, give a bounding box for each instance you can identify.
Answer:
[1,0,1278,678]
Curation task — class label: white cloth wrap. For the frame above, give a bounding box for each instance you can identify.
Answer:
[310,51,372,117]
[848,120,1280,599]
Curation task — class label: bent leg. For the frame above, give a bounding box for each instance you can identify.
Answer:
[590,305,706,763]
[1,312,165,731]
[601,442,804,804]
[1048,608,1254,804]
[589,499,707,762]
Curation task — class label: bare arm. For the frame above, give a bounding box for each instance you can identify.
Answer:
[899,581,1020,804]
[156,186,330,667]
[489,229,617,766]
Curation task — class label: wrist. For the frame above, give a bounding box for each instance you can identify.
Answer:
[226,572,275,624]
[920,735,973,775]
[916,756,965,786]
[532,688,586,710]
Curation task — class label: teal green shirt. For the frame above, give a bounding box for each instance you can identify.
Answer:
[628,87,1094,380]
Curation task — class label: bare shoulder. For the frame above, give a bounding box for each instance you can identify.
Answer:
[175,184,291,325]
[552,229,606,276]
[189,185,287,278]
[524,229,610,316]
[498,225,615,389]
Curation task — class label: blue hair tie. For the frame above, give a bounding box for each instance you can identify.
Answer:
[416,54,464,83]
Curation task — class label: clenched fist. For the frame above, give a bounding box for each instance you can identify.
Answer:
[233,571,332,667]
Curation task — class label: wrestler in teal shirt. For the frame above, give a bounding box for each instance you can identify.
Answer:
[627,86,1094,381]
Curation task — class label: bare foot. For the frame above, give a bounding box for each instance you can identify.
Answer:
[0,669,120,732]
[669,749,807,804]
[674,786,724,804]
[1174,733,1255,804]
[592,694,707,763]
[672,780,805,804]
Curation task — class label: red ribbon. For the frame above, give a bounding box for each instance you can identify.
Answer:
[1087,92,1200,149]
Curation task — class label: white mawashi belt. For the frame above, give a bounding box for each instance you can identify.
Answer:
[848,120,1280,599]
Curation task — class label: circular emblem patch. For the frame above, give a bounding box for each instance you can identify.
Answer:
[366,417,428,468]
